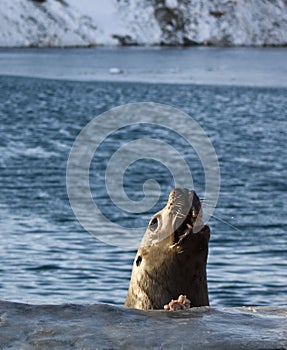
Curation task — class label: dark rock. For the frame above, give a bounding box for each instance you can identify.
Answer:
[112,34,139,46]
[209,11,224,18]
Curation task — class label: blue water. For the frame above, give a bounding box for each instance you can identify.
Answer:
[0,49,286,310]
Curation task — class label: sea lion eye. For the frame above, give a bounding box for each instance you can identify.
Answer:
[149,217,158,231]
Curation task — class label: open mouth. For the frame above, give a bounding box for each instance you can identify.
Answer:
[166,188,204,245]
[173,208,200,245]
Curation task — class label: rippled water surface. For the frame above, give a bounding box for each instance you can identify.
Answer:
[0,49,286,310]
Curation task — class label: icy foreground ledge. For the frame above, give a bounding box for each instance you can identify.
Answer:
[0,0,287,47]
[0,300,286,349]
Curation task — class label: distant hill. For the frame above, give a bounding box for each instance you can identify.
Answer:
[0,0,286,47]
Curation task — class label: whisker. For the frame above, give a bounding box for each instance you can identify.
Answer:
[201,202,218,207]
[201,200,216,204]
[212,215,242,233]
[175,212,185,219]
[203,208,243,233]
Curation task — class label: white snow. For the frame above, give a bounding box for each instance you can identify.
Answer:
[0,0,286,47]
[165,0,178,9]
[68,0,126,44]
[0,0,100,47]
[115,0,287,46]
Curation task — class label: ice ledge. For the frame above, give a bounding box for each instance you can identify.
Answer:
[0,300,286,349]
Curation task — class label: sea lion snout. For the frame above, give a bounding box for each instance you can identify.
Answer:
[144,188,206,247]
[125,188,210,310]
[168,188,204,237]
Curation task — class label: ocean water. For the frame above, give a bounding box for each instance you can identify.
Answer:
[0,48,286,348]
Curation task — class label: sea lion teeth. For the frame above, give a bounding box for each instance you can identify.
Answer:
[186,223,193,231]
[125,188,210,310]
[178,230,189,243]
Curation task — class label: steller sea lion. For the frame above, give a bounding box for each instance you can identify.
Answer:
[125,188,210,310]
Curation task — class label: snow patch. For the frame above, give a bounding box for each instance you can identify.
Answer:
[165,0,178,9]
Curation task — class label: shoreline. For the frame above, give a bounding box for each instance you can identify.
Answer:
[1,43,287,49]
[1,72,287,89]
[0,46,287,88]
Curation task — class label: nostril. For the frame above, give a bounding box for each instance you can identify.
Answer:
[136,256,142,267]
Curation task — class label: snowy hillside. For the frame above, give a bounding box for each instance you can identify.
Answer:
[116,0,287,46]
[0,0,287,47]
[0,0,102,47]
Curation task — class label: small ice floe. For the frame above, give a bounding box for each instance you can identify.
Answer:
[109,67,124,75]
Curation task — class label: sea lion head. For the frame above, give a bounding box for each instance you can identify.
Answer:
[125,188,210,310]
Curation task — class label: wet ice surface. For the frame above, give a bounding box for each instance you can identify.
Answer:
[0,301,286,349]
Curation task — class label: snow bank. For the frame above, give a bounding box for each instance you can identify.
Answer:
[0,0,100,47]
[116,0,287,46]
[0,0,286,47]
